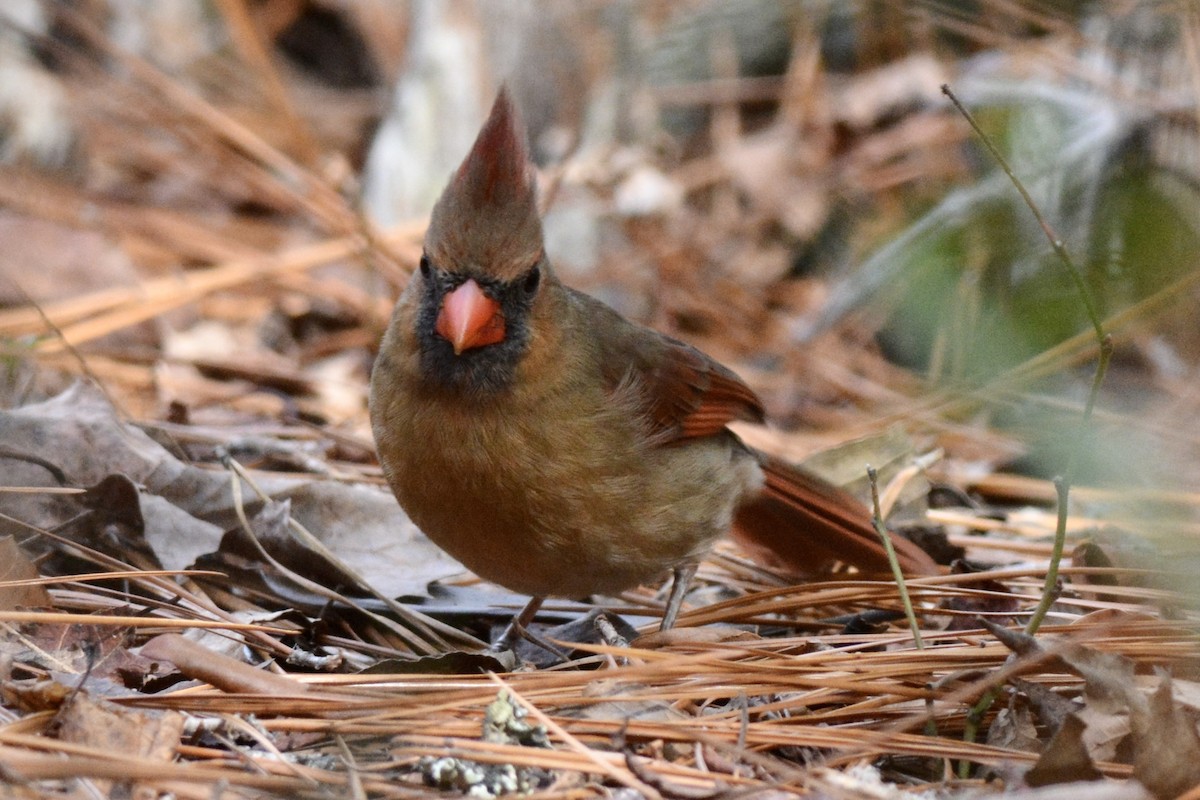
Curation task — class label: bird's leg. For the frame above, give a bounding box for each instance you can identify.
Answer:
[661,562,698,630]
[494,596,544,649]
[492,596,568,661]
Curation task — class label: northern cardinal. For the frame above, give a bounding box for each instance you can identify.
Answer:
[370,88,936,637]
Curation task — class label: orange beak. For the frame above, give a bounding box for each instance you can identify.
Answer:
[435,278,506,354]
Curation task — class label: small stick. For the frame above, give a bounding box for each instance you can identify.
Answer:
[941,83,1114,777]
[941,83,1111,637]
[867,466,923,650]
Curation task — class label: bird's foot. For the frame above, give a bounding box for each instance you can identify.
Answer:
[489,596,569,662]
[660,562,698,631]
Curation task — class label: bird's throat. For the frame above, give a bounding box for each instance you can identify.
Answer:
[416,276,531,397]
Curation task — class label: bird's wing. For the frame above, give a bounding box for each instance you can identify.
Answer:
[586,299,764,444]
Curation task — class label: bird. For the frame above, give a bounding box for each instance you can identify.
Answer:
[369,87,936,641]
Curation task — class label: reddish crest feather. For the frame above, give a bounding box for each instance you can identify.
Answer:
[425,87,544,282]
[452,88,532,205]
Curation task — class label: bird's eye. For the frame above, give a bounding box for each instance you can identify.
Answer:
[522,266,541,295]
[418,255,431,278]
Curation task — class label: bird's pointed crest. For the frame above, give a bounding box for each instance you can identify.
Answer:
[425,87,543,281]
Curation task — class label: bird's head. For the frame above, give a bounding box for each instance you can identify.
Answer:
[414,87,550,395]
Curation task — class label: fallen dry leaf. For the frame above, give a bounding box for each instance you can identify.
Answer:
[0,384,460,597]
[1130,675,1200,799]
[56,692,186,800]
[1025,714,1104,787]
[0,535,50,609]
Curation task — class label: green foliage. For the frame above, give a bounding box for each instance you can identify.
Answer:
[881,107,1200,385]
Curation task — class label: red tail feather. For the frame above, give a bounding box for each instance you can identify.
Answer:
[733,453,938,577]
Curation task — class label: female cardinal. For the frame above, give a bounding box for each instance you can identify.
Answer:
[370,88,936,636]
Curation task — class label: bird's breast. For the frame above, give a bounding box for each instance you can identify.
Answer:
[371,370,760,598]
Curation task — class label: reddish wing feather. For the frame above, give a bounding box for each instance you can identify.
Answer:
[635,338,765,443]
[675,365,765,438]
[585,288,765,444]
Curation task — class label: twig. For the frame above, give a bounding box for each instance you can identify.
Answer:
[941,83,1113,777]
[940,86,1103,342]
[867,466,923,649]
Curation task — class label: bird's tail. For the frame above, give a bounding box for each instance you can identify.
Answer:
[731,452,938,577]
